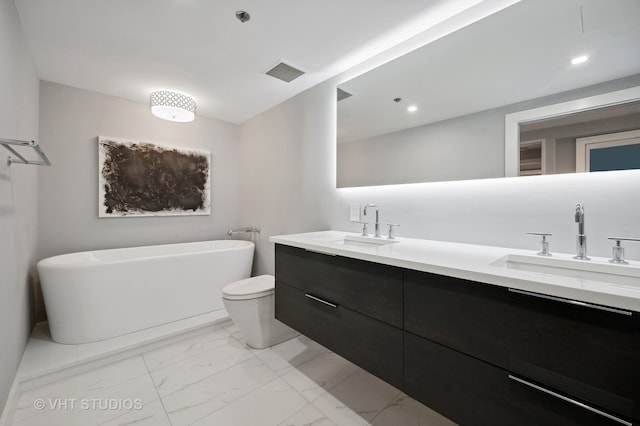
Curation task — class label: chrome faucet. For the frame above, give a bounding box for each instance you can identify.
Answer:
[574,203,590,260]
[364,204,381,238]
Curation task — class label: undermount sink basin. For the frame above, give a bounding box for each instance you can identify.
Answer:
[315,234,399,249]
[492,253,640,287]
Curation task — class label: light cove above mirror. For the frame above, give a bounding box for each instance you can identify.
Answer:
[336,0,640,188]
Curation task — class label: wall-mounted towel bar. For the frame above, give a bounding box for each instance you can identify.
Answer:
[0,138,51,166]
[227,226,261,236]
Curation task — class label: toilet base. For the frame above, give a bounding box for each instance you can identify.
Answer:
[244,317,299,349]
[223,294,299,349]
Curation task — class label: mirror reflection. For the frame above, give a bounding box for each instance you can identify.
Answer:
[336,0,640,188]
[518,101,640,176]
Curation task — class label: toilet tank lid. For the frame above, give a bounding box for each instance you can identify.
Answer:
[223,274,274,297]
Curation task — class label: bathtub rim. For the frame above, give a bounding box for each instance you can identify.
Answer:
[37,239,255,268]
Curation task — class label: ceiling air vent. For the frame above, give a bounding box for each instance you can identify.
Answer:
[265,62,305,83]
[337,88,352,102]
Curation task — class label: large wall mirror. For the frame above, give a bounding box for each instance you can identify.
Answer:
[336,0,640,188]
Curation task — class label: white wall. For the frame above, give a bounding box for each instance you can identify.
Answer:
[37,82,242,263]
[0,0,40,414]
[240,77,640,276]
[36,82,243,324]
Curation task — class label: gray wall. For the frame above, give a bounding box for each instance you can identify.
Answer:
[38,82,242,259]
[338,109,504,187]
[238,89,336,275]
[0,0,40,414]
[37,82,243,316]
[240,77,640,277]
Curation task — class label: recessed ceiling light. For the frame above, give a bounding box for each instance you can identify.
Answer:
[407,105,418,113]
[571,55,589,65]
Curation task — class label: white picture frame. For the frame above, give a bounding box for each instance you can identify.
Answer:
[98,136,211,217]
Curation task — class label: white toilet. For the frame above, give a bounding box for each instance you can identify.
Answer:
[222,274,299,349]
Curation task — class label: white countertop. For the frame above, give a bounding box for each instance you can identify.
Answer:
[270,230,640,313]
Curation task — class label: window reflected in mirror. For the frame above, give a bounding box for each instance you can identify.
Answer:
[518,101,640,175]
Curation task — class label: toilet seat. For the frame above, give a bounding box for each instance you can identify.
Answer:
[222,274,274,300]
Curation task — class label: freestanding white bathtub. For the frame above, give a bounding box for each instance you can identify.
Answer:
[37,240,254,344]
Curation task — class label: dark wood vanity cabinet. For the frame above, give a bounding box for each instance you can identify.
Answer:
[404,332,628,426]
[274,244,404,388]
[405,270,640,425]
[275,244,403,327]
[274,242,639,425]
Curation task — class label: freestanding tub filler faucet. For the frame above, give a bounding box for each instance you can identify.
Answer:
[574,203,590,260]
[364,204,381,238]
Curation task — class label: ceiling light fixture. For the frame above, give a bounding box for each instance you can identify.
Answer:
[149,90,197,122]
[407,105,418,113]
[570,55,589,66]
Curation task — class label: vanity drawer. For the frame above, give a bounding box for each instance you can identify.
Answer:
[404,332,632,426]
[405,270,640,422]
[275,280,403,389]
[275,244,403,327]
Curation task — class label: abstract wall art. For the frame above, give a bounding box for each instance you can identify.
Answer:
[98,137,211,217]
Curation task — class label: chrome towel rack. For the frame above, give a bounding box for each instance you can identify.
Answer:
[0,138,51,166]
[227,226,261,236]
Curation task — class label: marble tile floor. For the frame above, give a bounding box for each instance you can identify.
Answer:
[11,321,456,426]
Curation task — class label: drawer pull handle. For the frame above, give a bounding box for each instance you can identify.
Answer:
[508,288,632,316]
[305,293,338,308]
[508,375,632,426]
